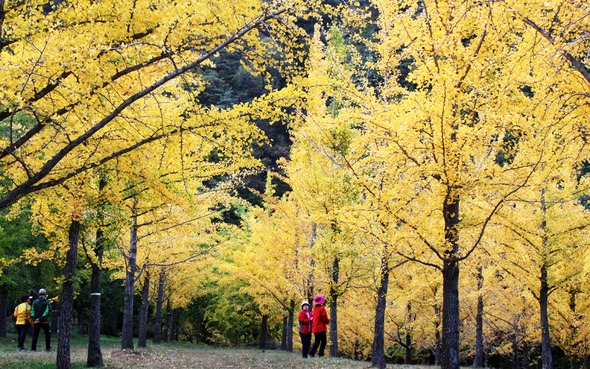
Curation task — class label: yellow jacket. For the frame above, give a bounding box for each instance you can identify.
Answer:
[13,302,34,325]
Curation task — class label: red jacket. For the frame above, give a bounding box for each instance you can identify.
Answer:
[311,305,329,333]
[298,310,312,334]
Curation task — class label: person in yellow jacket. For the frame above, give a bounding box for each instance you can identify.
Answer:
[14,294,34,351]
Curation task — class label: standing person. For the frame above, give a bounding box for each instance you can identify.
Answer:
[298,300,313,358]
[31,289,52,352]
[309,293,330,358]
[14,294,34,351]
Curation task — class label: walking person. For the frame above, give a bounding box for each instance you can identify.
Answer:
[298,300,313,358]
[31,289,52,352]
[309,293,330,358]
[14,294,34,351]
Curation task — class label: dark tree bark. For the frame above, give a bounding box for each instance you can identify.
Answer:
[0,288,7,338]
[259,314,268,349]
[51,301,58,334]
[371,257,389,369]
[539,191,553,369]
[77,309,85,335]
[152,270,166,344]
[121,217,138,350]
[329,256,339,358]
[405,331,412,364]
[168,309,176,342]
[137,274,150,348]
[511,334,520,369]
[473,267,484,368]
[287,299,294,352]
[87,177,106,367]
[163,303,170,343]
[441,196,460,369]
[56,219,81,369]
[539,264,553,369]
[281,316,288,351]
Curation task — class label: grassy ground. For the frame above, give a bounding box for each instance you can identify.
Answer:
[0,334,429,368]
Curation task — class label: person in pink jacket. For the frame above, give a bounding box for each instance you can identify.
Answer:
[298,300,313,358]
[309,293,330,357]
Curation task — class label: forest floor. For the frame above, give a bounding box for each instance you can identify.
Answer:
[0,334,432,369]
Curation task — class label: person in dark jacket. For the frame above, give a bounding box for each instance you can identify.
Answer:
[309,293,330,357]
[298,300,313,358]
[31,289,52,351]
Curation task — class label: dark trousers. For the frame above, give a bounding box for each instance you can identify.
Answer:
[300,332,311,358]
[31,323,51,351]
[310,331,327,357]
[16,324,28,349]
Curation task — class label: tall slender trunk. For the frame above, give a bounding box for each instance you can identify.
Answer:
[152,270,166,344]
[539,264,553,369]
[511,334,520,369]
[434,304,441,366]
[371,257,389,369]
[87,177,106,367]
[0,288,7,337]
[473,266,484,367]
[281,316,288,350]
[137,274,150,348]
[441,196,460,369]
[121,217,138,350]
[405,330,412,364]
[539,190,553,369]
[77,309,85,334]
[259,314,268,349]
[287,300,294,352]
[168,309,176,342]
[163,302,170,342]
[56,219,81,369]
[329,256,339,357]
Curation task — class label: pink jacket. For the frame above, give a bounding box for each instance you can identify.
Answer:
[299,310,312,334]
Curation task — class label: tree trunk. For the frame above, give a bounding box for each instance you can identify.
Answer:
[473,267,484,368]
[168,309,176,342]
[434,304,442,366]
[539,191,553,369]
[77,309,85,335]
[287,299,294,352]
[511,334,520,369]
[137,275,150,348]
[121,217,138,350]
[329,256,339,358]
[0,288,7,338]
[259,314,268,349]
[87,177,106,367]
[163,304,170,343]
[152,270,166,344]
[371,258,389,369]
[51,301,58,334]
[281,316,288,350]
[441,196,460,369]
[539,264,553,369]
[56,219,81,369]
[405,331,413,364]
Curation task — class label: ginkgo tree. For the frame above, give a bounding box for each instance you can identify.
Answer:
[0,0,310,212]
[290,1,590,369]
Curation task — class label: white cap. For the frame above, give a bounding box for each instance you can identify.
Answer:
[38,289,46,295]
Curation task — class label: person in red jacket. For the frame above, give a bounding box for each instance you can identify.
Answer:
[298,300,313,358]
[309,293,330,357]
